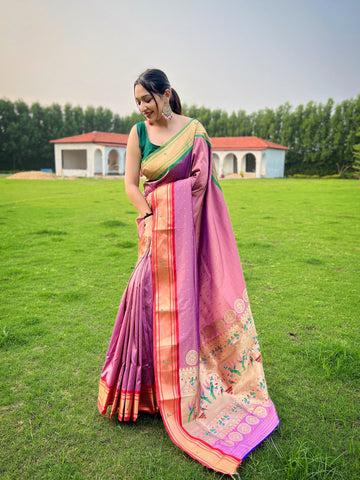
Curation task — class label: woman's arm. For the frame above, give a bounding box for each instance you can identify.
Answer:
[124,125,152,217]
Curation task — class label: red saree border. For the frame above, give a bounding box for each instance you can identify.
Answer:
[151,184,241,475]
[98,378,158,421]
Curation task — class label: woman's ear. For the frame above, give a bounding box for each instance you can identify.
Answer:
[164,89,171,100]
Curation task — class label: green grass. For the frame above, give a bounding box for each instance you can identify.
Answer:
[0,177,359,480]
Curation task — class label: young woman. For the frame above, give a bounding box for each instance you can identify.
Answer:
[98,69,279,475]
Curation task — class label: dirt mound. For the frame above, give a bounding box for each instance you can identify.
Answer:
[7,171,57,180]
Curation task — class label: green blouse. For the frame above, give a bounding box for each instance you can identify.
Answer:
[137,122,159,161]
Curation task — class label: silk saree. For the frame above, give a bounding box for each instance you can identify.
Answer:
[98,119,279,475]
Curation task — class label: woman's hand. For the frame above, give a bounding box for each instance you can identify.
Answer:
[143,214,153,251]
[138,213,153,258]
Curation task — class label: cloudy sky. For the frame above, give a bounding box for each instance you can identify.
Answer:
[1,0,359,116]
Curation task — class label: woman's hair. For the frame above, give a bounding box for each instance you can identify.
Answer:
[134,69,182,115]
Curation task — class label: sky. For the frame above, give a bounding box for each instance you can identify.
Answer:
[1,0,359,117]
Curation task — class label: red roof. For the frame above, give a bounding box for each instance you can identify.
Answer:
[50,131,288,151]
[210,136,289,151]
[50,131,129,147]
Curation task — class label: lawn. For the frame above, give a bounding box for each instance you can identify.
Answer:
[0,177,359,480]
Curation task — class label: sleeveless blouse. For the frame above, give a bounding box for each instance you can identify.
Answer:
[137,122,159,160]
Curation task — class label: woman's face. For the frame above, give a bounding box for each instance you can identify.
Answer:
[134,84,170,123]
[134,84,162,122]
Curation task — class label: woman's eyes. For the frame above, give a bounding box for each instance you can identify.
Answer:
[141,97,152,104]
[136,97,152,106]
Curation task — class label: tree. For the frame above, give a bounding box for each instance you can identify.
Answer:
[197,107,212,132]
[113,113,122,133]
[353,131,360,180]
[29,102,46,170]
[0,99,17,170]
[1,95,360,174]
[95,106,113,131]
[228,112,239,136]
[236,110,252,136]
[10,101,32,170]
[63,103,78,136]
[73,106,85,133]
[44,103,64,141]
[84,106,96,132]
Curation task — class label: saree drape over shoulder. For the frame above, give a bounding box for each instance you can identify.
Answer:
[98,119,279,475]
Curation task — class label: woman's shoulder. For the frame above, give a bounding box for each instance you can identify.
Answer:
[174,114,192,128]
[183,116,205,129]
[178,116,206,131]
[190,118,208,135]
[128,123,141,147]
[176,117,209,145]
[133,121,145,132]
[129,122,146,139]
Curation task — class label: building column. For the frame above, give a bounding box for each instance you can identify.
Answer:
[255,152,262,178]
[55,145,61,176]
[235,154,240,174]
[88,146,93,177]
[103,147,107,175]
[218,152,226,177]
[119,150,125,175]
[240,153,246,174]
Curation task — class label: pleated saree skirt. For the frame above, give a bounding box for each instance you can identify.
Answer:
[98,249,158,421]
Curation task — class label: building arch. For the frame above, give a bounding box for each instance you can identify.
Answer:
[245,153,256,173]
[108,149,119,173]
[212,153,220,176]
[223,153,238,175]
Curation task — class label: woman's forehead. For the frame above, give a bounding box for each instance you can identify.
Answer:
[134,84,151,99]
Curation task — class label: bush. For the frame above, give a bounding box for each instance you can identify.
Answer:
[321,174,340,179]
[291,174,320,178]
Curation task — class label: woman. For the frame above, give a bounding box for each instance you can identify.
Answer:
[98,69,279,475]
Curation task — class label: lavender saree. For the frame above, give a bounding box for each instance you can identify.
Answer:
[98,119,279,475]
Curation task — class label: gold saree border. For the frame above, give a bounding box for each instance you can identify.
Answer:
[142,119,212,182]
[98,377,114,415]
[142,118,195,167]
[98,378,158,422]
[151,184,241,475]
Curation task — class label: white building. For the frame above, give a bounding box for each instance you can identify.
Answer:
[51,132,288,178]
[211,136,288,178]
[51,132,128,177]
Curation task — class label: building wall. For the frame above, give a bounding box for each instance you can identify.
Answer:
[212,149,285,178]
[54,142,285,178]
[265,149,285,177]
[215,150,262,177]
[54,143,126,177]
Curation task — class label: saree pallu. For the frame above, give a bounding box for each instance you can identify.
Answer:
[98,119,279,475]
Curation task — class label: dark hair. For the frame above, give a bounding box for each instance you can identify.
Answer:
[134,68,182,115]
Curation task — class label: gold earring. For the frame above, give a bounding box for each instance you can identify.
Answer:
[162,103,173,121]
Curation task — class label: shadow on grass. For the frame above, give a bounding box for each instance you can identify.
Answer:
[101,220,127,228]
[33,229,68,236]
